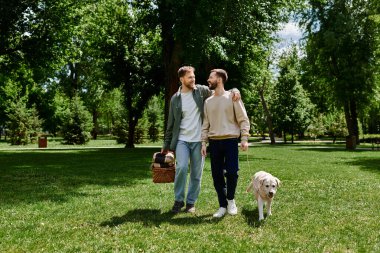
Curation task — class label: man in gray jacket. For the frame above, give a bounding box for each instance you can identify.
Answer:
[162,66,240,213]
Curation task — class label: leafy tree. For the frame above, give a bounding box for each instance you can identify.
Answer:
[112,118,128,145]
[274,45,314,143]
[146,95,165,142]
[1,65,43,144]
[243,45,277,143]
[59,95,93,145]
[81,0,163,147]
[6,100,42,145]
[325,111,348,143]
[363,106,380,134]
[99,88,126,135]
[306,111,348,143]
[156,0,300,126]
[0,0,82,84]
[0,0,86,139]
[306,113,326,141]
[301,0,380,149]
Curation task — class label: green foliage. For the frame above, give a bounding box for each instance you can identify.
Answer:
[325,111,348,139]
[242,45,276,137]
[301,0,380,139]
[0,64,35,125]
[1,69,43,145]
[306,111,349,142]
[112,119,128,144]
[59,95,93,144]
[306,114,326,139]
[99,88,126,134]
[0,0,81,82]
[2,0,378,146]
[146,95,164,142]
[364,105,380,134]
[6,100,42,145]
[134,125,145,144]
[80,0,163,146]
[273,45,314,139]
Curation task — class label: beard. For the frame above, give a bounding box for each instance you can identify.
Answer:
[208,80,218,90]
[183,81,195,90]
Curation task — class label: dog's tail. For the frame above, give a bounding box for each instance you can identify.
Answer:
[246,181,254,193]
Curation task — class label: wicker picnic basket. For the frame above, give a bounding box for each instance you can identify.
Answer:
[151,152,175,183]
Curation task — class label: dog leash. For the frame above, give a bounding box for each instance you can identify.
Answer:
[245,150,251,171]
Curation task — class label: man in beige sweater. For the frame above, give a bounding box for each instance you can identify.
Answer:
[201,69,250,218]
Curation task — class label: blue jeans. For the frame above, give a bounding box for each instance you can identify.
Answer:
[209,138,239,208]
[174,141,204,205]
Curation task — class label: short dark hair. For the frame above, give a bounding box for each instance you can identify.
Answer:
[178,66,195,78]
[210,69,228,83]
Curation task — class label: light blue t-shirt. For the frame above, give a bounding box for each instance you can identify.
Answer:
[178,91,202,142]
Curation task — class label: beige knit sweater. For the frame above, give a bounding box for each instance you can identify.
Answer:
[201,90,250,142]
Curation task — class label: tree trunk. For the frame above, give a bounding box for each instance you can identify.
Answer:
[159,2,183,130]
[91,109,99,140]
[350,99,360,145]
[68,62,78,98]
[283,131,287,144]
[258,87,275,144]
[163,42,182,130]
[291,128,294,144]
[343,99,359,149]
[126,116,137,148]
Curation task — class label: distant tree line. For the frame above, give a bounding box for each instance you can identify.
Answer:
[0,0,379,149]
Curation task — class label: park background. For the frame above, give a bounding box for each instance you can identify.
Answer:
[1,0,380,252]
[0,0,379,148]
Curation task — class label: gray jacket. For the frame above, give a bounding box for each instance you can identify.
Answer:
[163,84,211,151]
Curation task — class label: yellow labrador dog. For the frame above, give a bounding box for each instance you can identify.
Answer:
[246,171,281,221]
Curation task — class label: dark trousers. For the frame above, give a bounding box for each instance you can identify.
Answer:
[209,138,239,208]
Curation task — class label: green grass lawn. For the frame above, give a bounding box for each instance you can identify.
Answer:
[0,144,379,252]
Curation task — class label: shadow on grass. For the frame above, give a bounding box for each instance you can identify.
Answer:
[241,207,263,228]
[0,148,157,204]
[100,209,217,228]
[348,157,380,174]
[292,144,380,153]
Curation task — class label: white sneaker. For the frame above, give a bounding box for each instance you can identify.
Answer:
[227,199,238,215]
[213,207,227,218]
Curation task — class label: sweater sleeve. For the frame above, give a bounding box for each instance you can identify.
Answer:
[233,99,250,139]
[163,97,175,150]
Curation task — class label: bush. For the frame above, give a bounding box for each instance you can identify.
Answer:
[134,125,145,144]
[6,100,42,145]
[59,96,93,144]
[112,119,128,144]
[145,95,163,142]
[148,124,160,142]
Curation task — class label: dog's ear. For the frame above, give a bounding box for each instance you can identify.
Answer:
[275,178,281,187]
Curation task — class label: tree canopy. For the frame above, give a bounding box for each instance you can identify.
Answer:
[300,0,380,148]
[0,0,379,148]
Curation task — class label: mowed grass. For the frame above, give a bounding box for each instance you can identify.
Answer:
[0,145,379,252]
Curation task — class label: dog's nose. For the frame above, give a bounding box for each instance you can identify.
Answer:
[268,192,274,197]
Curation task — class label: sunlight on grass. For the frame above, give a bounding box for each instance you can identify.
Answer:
[0,145,379,252]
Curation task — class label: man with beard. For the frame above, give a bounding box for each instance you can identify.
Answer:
[201,68,250,218]
[162,66,241,214]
